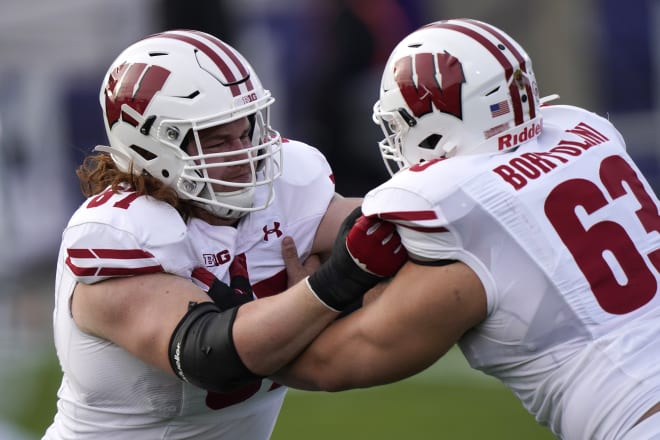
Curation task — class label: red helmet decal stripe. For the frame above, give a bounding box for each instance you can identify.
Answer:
[394,52,464,119]
[465,19,536,120]
[151,32,244,97]
[427,22,524,126]
[190,31,255,92]
[104,62,170,128]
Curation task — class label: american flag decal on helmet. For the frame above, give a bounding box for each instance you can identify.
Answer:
[148,30,254,98]
[490,100,510,118]
[426,19,536,127]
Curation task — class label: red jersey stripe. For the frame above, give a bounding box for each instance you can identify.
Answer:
[253,269,287,298]
[65,257,163,277]
[378,210,439,221]
[67,248,155,260]
[400,224,449,233]
[98,265,163,276]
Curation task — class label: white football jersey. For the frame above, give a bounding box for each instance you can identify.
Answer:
[362,105,660,440]
[44,140,335,440]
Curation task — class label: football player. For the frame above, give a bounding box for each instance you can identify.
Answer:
[275,19,660,440]
[44,30,406,440]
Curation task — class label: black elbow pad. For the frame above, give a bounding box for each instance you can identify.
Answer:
[169,301,262,393]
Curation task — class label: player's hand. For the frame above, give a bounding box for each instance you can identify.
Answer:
[192,267,255,311]
[345,213,407,277]
[281,236,321,288]
[307,207,408,311]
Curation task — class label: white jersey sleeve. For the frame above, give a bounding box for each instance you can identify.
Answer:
[62,188,196,284]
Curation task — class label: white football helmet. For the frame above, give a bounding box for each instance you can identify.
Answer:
[99,30,282,219]
[373,18,543,175]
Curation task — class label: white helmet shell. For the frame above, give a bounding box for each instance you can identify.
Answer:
[373,19,542,175]
[99,30,282,218]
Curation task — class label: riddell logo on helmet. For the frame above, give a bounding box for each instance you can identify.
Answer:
[497,121,542,150]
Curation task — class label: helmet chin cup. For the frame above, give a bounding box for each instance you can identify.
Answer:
[194,186,256,220]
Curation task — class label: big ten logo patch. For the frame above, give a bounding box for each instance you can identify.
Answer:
[203,249,231,267]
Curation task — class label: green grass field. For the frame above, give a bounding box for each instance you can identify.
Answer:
[274,383,553,439]
[7,346,554,439]
[272,347,555,439]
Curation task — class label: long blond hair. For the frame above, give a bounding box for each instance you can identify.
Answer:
[76,152,197,219]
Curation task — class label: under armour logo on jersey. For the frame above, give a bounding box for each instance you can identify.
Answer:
[263,222,283,241]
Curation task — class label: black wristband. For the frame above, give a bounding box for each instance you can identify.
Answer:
[337,297,364,319]
[307,244,380,311]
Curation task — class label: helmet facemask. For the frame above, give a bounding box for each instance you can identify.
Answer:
[99,29,283,219]
[374,103,453,176]
[373,104,412,176]
[177,108,282,219]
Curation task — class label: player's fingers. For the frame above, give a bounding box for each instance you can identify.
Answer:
[281,236,308,287]
[281,235,299,263]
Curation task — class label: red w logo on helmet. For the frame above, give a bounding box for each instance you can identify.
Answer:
[393,52,465,120]
[103,62,170,128]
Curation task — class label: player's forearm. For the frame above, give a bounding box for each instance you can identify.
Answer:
[231,281,339,376]
[271,345,375,392]
[270,348,339,391]
[238,210,407,381]
[271,365,324,391]
[270,315,375,391]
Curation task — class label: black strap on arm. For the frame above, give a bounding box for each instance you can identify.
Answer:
[169,301,262,393]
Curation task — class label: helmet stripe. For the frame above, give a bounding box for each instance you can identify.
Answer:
[465,19,536,120]
[189,31,255,92]
[426,21,525,126]
[150,32,244,97]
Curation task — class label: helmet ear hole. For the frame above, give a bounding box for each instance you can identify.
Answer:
[130,145,157,160]
[419,134,443,150]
